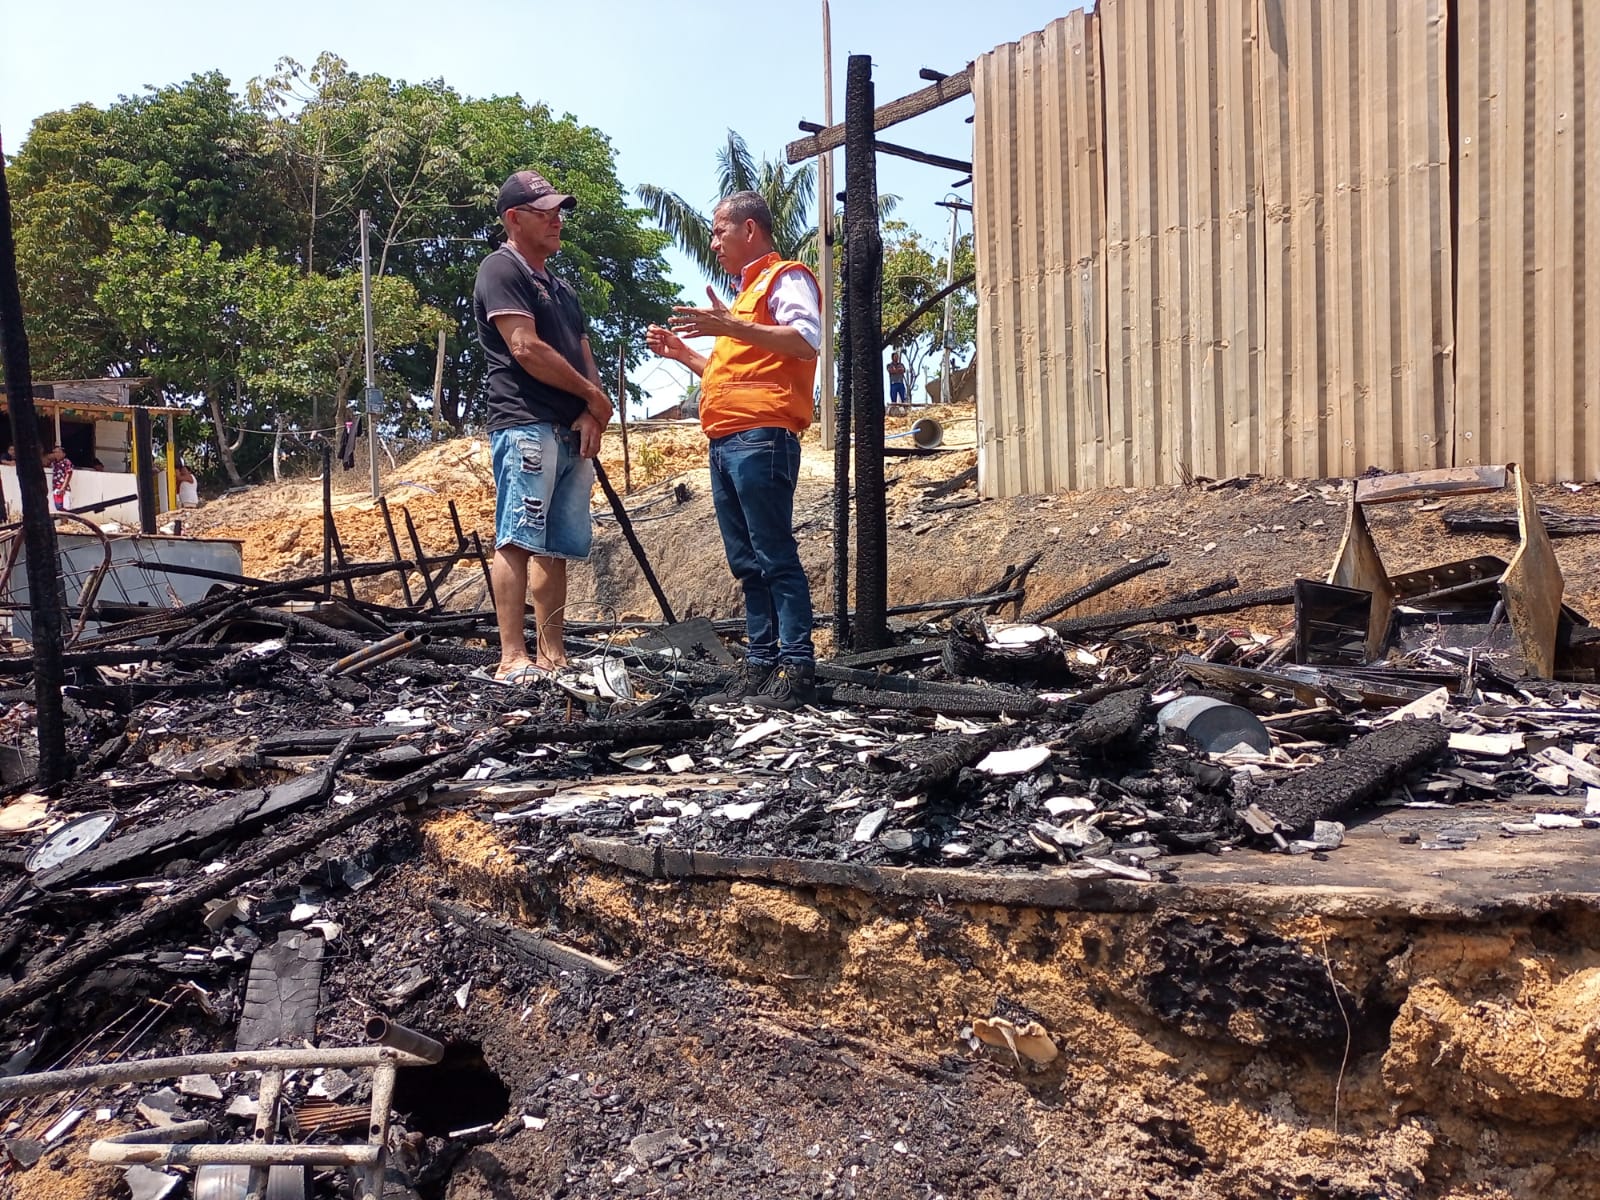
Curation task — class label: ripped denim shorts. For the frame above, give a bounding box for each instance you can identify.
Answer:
[489,422,596,559]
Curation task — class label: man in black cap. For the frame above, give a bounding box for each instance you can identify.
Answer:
[472,169,614,684]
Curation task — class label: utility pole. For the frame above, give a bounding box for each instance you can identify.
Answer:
[934,198,971,405]
[359,210,380,498]
[817,0,836,450]
[430,328,446,442]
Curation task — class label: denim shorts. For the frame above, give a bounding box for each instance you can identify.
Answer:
[490,422,596,559]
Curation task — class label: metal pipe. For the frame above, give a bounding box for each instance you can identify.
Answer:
[355,1060,398,1200]
[0,1046,431,1101]
[363,1017,444,1065]
[100,1119,212,1144]
[333,633,431,677]
[327,630,414,675]
[91,1141,382,1168]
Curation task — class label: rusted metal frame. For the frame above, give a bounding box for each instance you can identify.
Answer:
[400,505,442,612]
[376,496,415,608]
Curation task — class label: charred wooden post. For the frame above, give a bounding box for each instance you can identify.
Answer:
[845,54,889,650]
[1047,586,1297,638]
[0,137,67,783]
[400,505,441,612]
[1068,688,1151,753]
[377,496,415,608]
[132,406,158,534]
[832,216,852,650]
[887,728,1008,798]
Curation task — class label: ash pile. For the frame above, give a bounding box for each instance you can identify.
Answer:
[0,463,1598,1193]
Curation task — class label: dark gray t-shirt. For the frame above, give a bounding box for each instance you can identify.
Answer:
[472,245,590,431]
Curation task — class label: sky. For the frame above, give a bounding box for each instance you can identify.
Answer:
[0,0,1077,413]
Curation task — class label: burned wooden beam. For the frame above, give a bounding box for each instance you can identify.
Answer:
[1442,506,1600,537]
[1046,587,1296,638]
[786,66,972,162]
[34,736,356,891]
[1023,552,1172,624]
[0,138,67,783]
[942,615,1089,685]
[428,900,618,978]
[886,728,1006,798]
[1253,718,1450,835]
[1068,688,1150,753]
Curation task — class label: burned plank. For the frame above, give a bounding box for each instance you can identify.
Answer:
[1354,465,1508,505]
[236,930,325,1050]
[1068,689,1149,754]
[1441,507,1600,537]
[34,734,357,889]
[1253,718,1449,834]
[1045,587,1295,637]
[942,616,1089,685]
[886,729,1008,798]
[1023,552,1172,624]
[428,900,618,978]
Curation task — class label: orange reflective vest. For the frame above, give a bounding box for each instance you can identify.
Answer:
[699,253,818,439]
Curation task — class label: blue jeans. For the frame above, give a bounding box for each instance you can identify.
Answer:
[709,427,814,666]
[490,423,595,559]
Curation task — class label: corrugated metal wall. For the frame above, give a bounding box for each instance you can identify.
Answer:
[1454,0,1600,480]
[975,0,1589,497]
[973,9,1106,495]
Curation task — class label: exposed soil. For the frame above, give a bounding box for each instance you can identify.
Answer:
[182,408,1600,632]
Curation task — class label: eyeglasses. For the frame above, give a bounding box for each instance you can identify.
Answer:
[515,204,567,223]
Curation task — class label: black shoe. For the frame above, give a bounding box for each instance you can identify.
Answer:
[703,660,777,705]
[751,661,817,711]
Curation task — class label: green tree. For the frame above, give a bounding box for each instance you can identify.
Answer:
[96,214,443,483]
[638,130,819,291]
[876,220,977,397]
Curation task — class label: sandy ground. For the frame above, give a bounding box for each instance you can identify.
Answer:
[182,407,1600,634]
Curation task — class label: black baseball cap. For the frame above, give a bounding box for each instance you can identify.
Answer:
[497,170,577,216]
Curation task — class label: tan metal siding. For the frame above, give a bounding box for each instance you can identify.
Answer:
[974,10,1107,498]
[1454,0,1600,480]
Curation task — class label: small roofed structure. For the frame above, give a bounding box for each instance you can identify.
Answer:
[0,377,187,528]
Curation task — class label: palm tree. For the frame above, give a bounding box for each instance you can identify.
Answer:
[638,130,818,291]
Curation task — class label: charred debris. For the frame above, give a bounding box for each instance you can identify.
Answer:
[2,464,1600,1190]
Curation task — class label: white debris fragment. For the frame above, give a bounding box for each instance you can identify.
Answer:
[665,754,695,773]
[226,1095,261,1118]
[1534,813,1584,829]
[289,903,320,924]
[307,920,343,942]
[977,744,1052,776]
[853,807,890,843]
[1375,687,1452,726]
[523,1114,548,1130]
[43,1108,86,1142]
[731,718,787,750]
[711,800,765,822]
[454,981,472,1010]
[1586,787,1600,817]
[1310,821,1345,849]
[178,1074,224,1101]
[1044,796,1096,817]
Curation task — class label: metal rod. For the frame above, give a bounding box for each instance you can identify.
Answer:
[592,461,676,623]
[248,1069,283,1200]
[0,1046,432,1101]
[322,442,334,600]
[91,1141,382,1168]
[356,1060,399,1200]
[617,340,632,493]
[363,1017,445,1064]
[327,513,359,602]
[377,497,415,608]
[99,1120,212,1144]
[337,633,430,675]
[400,505,442,612]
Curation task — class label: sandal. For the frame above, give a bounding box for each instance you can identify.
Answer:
[473,664,550,687]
